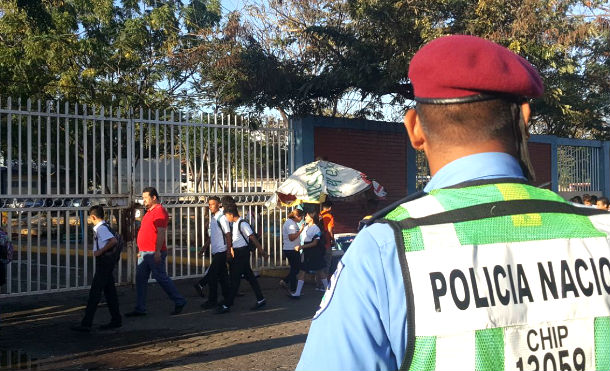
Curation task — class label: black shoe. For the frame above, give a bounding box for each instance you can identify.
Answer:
[99,322,122,330]
[250,299,266,310]
[193,282,205,298]
[201,301,218,309]
[125,310,146,317]
[70,324,92,333]
[216,305,230,314]
[171,303,186,315]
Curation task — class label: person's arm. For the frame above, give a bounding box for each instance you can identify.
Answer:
[225,232,233,258]
[289,223,305,241]
[296,224,405,371]
[154,227,166,264]
[93,237,118,257]
[295,238,319,251]
[249,234,268,258]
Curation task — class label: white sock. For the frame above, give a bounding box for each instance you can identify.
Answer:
[294,280,304,296]
[321,278,329,289]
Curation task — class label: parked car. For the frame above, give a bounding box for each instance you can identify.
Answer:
[329,233,356,275]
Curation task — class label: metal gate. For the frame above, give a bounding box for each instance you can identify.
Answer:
[0,98,293,296]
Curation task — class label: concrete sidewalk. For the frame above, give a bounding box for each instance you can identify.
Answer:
[0,275,323,370]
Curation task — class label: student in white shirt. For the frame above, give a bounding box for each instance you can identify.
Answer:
[217,205,268,313]
[71,205,121,332]
[289,210,328,298]
[198,196,232,309]
[280,209,305,292]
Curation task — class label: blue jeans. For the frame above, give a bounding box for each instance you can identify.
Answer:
[135,251,186,313]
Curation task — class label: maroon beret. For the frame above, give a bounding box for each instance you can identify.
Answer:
[408,35,544,104]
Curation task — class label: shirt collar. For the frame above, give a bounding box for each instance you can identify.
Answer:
[423,152,526,192]
[93,220,105,232]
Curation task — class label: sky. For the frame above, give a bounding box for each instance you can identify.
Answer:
[220,0,246,13]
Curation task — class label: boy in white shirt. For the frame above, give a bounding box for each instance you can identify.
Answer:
[71,205,122,332]
[217,205,268,313]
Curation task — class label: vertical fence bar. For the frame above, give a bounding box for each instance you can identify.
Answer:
[171,112,175,194]
[65,102,73,287]
[155,109,160,192]
[139,108,144,195]
[214,115,218,193]
[100,107,105,194]
[36,100,42,291]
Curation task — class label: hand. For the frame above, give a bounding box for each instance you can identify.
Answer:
[94,250,103,257]
[230,248,235,259]
[154,251,161,264]
[260,249,269,259]
[294,245,300,252]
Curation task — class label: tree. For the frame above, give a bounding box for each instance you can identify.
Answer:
[190,0,610,138]
[0,0,222,108]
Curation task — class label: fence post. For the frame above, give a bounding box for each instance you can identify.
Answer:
[550,138,558,193]
[603,141,610,197]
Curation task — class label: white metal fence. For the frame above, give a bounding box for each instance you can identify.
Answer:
[557,145,602,193]
[0,98,293,296]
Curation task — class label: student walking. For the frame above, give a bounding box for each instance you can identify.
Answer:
[280,208,305,292]
[289,210,328,298]
[200,196,232,309]
[71,205,122,332]
[217,205,269,314]
[125,187,186,317]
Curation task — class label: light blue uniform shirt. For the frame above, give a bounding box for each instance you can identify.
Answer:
[296,152,526,371]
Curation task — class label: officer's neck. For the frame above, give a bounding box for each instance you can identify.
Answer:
[425,140,516,177]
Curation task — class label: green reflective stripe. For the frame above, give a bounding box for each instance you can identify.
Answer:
[452,212,605,245]
[403,227,425,252]
[386,206,425,252]
[386,205,410,221]
[429,184,506,209]
[475,328,504,371]
[595,317,610,371]
[408,336,436,371]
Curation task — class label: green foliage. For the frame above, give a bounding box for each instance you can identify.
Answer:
[190,0,609,137]
[0,0,222,108]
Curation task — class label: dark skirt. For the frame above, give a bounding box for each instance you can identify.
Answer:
[301,242,326,272]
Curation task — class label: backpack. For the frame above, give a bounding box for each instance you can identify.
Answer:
[237,219,260,252]
[0,227,13,262]
[98,222,124,264]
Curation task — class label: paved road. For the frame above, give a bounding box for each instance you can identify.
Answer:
[0,275,323,370]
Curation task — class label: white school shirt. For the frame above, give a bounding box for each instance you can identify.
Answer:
[303,224,321,244]
[210,210,231,254]
[93,221,114,252]
[282,219,300,251]
[231,217,254,248]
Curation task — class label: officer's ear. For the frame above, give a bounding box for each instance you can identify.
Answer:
[404,109,426,151]
[520,102,531,139]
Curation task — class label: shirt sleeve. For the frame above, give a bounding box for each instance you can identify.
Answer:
[240,220,254,238]
[287,220,298,234]
[296,223,408,371]
[153,208,169,229]
[218,215,231,234]
[96,225,115,250]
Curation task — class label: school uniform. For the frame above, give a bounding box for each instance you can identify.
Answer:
[224,218,264,307]
[206,210,231,304]
[81,221,121,328]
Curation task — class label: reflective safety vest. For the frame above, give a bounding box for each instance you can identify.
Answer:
[379,181,610,371]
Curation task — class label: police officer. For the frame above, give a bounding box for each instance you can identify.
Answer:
[296,35,610,371]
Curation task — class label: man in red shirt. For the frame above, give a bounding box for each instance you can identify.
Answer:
[125,187,186,316]
[320,201,335,282]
